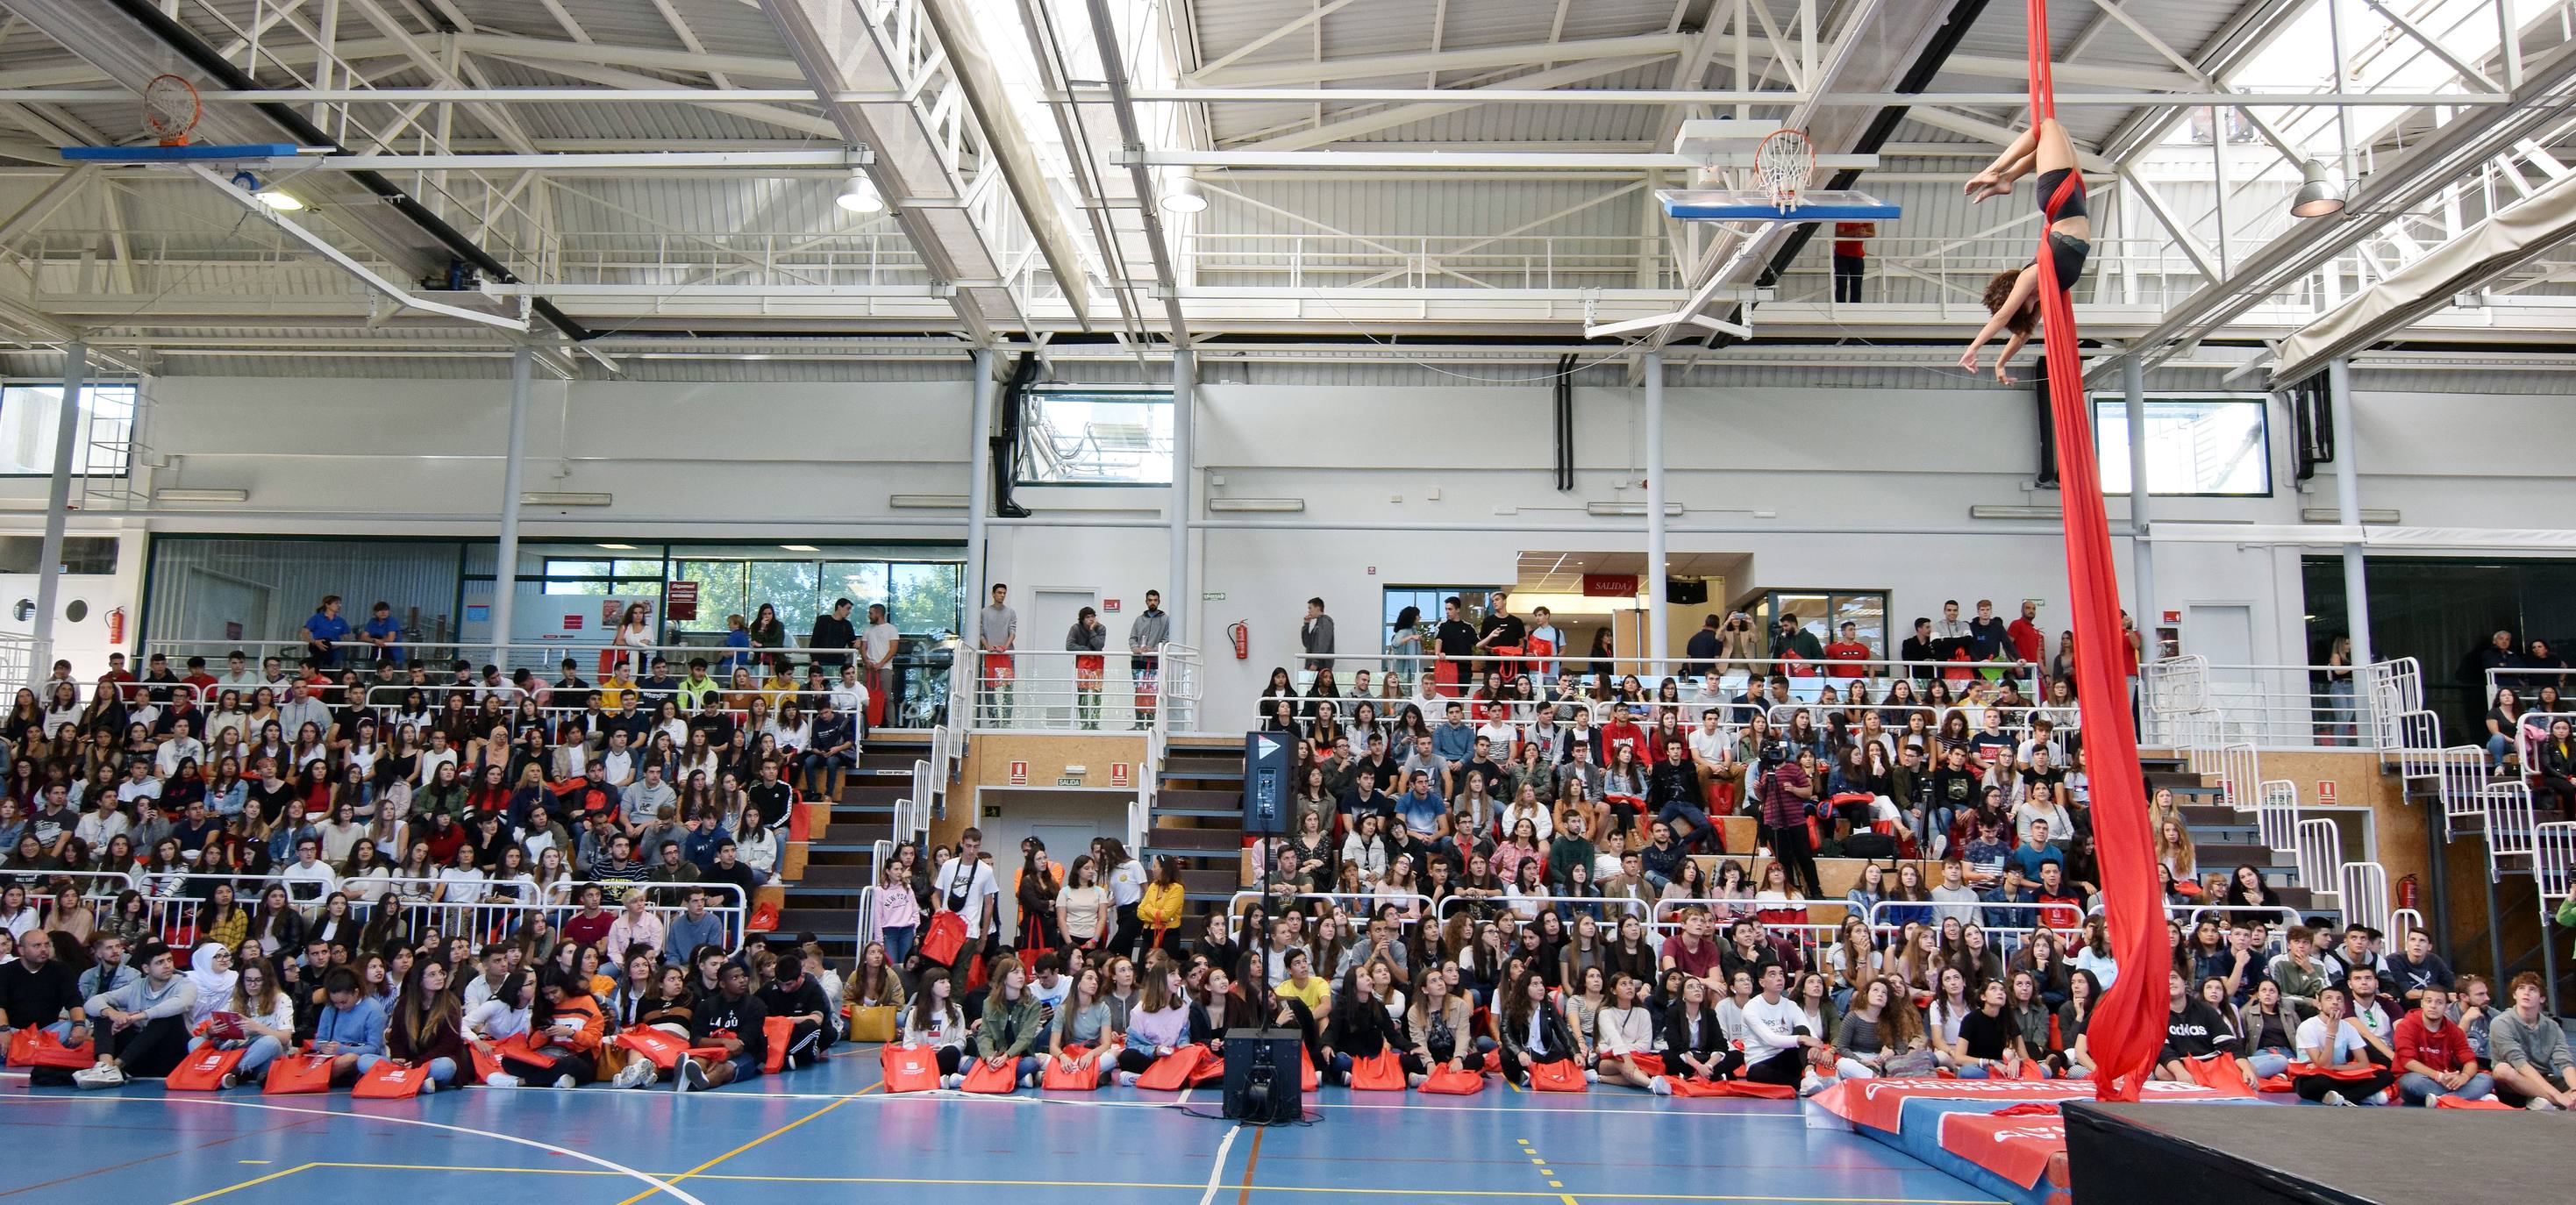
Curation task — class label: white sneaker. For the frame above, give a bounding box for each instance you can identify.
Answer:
[1115,1071,1140,1087]
[613,1059,655,1089]
[485,1073,522,1088]
[2528,1097,2561,1111]
[218,1073,237,1090]
[418,1078,438,1094]
[942,1073,962,1089]
[1800,1073,1829,1098]
[72,1066,125,1090]
[1583,1069,1601,1083]
[2324,1093,2358,1106]
[1407,1073,1427,1088]
[1648,1077,1673,1096]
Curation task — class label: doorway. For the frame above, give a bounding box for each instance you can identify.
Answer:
[970,788,1132,935]
[1029,588,1100,727]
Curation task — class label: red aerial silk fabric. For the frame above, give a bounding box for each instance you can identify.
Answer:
[2024,0,2161,1104]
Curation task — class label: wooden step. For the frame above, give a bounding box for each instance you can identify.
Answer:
[839,783,909,805]
[796,862,878,888]
[1149,824,1245,852]
[1179,866,1240,896]
[780,842,809,879]
[1159,788,1240,812]
[776,908,855,939]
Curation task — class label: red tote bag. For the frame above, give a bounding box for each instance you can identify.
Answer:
[1418,1066,1485,1095]
[1347,1050,1406,1091]
[760,1015,799,1075]
[353,1059,433,1099]
[164,1045,246,1092]
[1696,1079,1796,1100]
[960,1058,1020,1094]
[881,1044,943,1093]
[1526,1059,1587,1093]
[262,1051,339,1094]
[612,1029,697,1071]
[2180,1052,2250,1096]
[2433,1094,2515,1110]
[6,1027,95,1070]
[918,911,968,966]
[1041,1046,1102,1091]
[1623,1052,1666,1078]
[1300,1048,1320,1093]
[1135,1044,1210,1091]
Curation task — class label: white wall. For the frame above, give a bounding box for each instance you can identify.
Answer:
[0,374,2558,716]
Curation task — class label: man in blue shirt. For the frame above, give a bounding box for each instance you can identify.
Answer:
[2004,818,2066,881]
[1431,701,1475,781]
[303,595,352,667]
[360,601,403,665]
[1398,771,1444,841]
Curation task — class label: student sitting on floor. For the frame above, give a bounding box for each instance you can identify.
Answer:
[679,960,769,1093]
[2488,971,2576,1109]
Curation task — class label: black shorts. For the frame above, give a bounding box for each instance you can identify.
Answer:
[2047,232,2091,288]
[2037,168,2088,220]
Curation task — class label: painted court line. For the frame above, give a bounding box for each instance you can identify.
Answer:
[0,1095,710,1205]
[608,1080,881,1205]
[1195,1123,1244,1205]
[242,1162,2003,1202]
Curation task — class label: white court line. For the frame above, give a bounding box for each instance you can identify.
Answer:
[0,1094,710,1205]
[1195,1123,1243,1205]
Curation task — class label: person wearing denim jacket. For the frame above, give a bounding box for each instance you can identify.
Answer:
[310,967,387,1084]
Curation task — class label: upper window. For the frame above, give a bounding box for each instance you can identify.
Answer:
[0,383,136,476]
[1017,390,1173,485]
[2094,396,2271,497]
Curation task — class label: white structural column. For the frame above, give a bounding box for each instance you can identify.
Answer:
[2123,355,2156,650]
[489,346,533,666]
[2328,357,2373,664]
[1168,349,1195,654]
[966,348,997,648]
[30,339,86,678]
[1644,350,1667,676]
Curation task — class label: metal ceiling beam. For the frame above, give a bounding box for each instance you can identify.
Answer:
[757,0,1009,343]
[1076,0,1186,341]
[1189,32,1696,87]
[2085,38,2576,387]
[1244,55,1674,150]
[915,0,1097,328]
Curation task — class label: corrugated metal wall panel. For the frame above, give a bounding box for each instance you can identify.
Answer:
[143,537,469,649]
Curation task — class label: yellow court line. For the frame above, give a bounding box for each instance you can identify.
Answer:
[165,1162,317,1205]
[295,1163,2001,1203]
[607,1080,881,1205]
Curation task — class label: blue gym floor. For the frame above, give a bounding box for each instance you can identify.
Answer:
[1,1051,2001,1205]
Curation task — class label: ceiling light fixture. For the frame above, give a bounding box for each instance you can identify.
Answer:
[2290,159,2346,218]
[1160,172,1207,214]
[596,543,637,550]
[254,189,303,210]
[781,544,821,552]
[836,169,884,214]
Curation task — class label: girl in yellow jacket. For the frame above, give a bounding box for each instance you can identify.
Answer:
[1138,855,1187,952]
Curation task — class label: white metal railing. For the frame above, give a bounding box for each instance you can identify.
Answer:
[2395,711,2446,780]
[2437,746,2492,839]
[2146,655,2209,715]
[2337,861,2390,937]
[1225,890,1436,926]
[855,884,881,955]
[2387,907,2427,947]
[2483,781,2539,874]
[24,872,140,926]
[2210,742,2261,813]
[1135,727,1161,855]
[2294,818,2345,906]
[142,636,944,705]
[2535,822,2576,912]
[2257,779,2302,852]
[126,873,747,954]
[2365,659,2422,753]
[2513,710,2576,781]
[2178,904,2307,935]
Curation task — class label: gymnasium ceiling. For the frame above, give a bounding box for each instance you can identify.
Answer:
[0,0,2571,379]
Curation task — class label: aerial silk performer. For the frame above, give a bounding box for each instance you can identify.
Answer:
[1953,0,2166,1104]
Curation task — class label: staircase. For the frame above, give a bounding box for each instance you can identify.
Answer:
[1145,736,1248,945]
[780,733,930,957]
[2400,727,2574,1006]
[2145,751,2325,918]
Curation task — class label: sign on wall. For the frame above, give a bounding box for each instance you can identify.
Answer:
[2318,781,2337,805]
[1583,574,1641,597]
[1008,760,1028,785]
[667,581,700,621]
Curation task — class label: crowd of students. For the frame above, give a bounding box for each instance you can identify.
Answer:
[0,638,880,1092]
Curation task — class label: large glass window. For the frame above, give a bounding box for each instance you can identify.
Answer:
[667,555,962,636]
[2094,396,2271,496]
[0,383,136,476]
[1017,389,1174,485]
[1381,586,1502,654]
[1750,589,1888,659]
[540,558,666,597]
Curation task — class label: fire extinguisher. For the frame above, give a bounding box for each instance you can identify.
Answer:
[1228,621,1250,660]
[2397,873,2419,912]
[106,605,125,646]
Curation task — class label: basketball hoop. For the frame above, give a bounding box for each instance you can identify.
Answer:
[143,75,201,147]
[1754,128,1815,212]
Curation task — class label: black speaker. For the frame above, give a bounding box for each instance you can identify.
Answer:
[1242,731,1288,835]
[1220,1028,1305,1123]
[1666,579,1709,605]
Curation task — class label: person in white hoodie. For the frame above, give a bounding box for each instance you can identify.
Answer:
[1741,964,1829,1095]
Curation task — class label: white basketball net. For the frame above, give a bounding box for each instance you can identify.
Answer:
[144,75,199,146]
[1754,129,1815,211]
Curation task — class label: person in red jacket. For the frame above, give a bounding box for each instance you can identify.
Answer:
[2394,984,2493,1105]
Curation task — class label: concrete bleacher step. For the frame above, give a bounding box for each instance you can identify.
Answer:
[1165,757,1245,781]
[1155,788,1242,816]
[794,862,877,888]
[1146,824,1244,854]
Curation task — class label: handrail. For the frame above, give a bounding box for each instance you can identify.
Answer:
[2482,781,2538,873]
[2435,746,2490,839]
[2256,779,2301,852]
[2293,818,2344,906]
[128,873,751,953]
[2337,861,2390,937]
[1223,889,1436,925]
